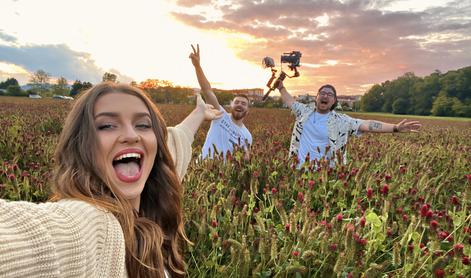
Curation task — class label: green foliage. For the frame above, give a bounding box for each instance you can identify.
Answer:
[6,85,27,97]
[52,77,69,96]
[70,80,93,96]
[361,84,384,112]
[0,77,19,89]
[431,92,455,116]
[361,66,471,117]
[252,97,284,108]
[213,90,236,105]
[146,86,193,104]
[392,98,409,114]
[102,72,117,83]
[29,69,51,94]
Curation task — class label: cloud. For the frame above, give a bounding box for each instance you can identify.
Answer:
[172,0,471,94]
[0,33,133,84]
[176,0,212,7]
[0,30,17,42]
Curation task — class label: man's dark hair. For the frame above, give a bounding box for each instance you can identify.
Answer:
[318,84,338,111]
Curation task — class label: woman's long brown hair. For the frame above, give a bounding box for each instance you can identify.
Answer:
[51,82,188,277]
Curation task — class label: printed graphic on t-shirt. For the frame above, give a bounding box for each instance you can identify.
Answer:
[201,109,252,159]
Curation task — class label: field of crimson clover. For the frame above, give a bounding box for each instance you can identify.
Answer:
[1,96,470,277]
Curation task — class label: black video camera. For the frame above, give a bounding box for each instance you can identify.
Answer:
[262,51,302,100]
[281,51,302,70]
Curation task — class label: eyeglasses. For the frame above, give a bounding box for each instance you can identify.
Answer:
[318,91,335,97]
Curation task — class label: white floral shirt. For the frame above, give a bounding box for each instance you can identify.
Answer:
[290,102,364,165]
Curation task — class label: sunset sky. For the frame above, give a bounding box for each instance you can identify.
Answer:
[0,0,470,95]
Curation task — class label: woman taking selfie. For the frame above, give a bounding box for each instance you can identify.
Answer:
[0,82,222,277]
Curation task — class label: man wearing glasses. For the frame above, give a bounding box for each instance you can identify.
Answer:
[277,82,421,167]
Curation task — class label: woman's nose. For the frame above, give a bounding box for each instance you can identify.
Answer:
[119,125,140,143]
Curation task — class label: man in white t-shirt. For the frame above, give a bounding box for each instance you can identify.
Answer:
[190,44,252,159]
[277,81,421,167]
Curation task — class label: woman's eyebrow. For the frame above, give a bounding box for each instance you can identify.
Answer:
[94,112,151,119]
[94,112,119,119]
[134,112,151,119]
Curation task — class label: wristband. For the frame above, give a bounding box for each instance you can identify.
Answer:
[393,125,399,133]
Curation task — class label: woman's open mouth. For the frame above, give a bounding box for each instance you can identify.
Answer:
[112,151,144,183]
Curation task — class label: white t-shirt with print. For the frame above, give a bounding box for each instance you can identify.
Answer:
[201,107,252,159]
[298,111,331,164]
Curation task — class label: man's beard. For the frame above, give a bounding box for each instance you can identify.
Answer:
[231,109,247,121]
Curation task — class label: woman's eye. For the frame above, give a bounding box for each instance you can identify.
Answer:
[136,124,152,129]
[97,124,114,130]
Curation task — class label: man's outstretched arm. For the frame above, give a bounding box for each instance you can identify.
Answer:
[359,119,422,133]
[189,44,221,110]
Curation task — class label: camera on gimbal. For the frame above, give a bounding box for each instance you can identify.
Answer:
[262,51,302,100]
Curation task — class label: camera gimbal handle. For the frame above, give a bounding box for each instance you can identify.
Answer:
[262,71,288,101]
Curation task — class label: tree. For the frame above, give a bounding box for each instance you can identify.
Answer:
[6,85,26,96]
[52,77,69,95]
[341,102,352,111]
[70,80,93,96]
[411,73,440,115]
[451,98,471,117]
[381,72,417,113]
[102,72,117,83]
[431,92,454,116]
[214,90,235,105]
[0,77,19,89]
[29,70,50,94]
[139,79,174,90]
[361,84,384,112]
[392,98,409,114]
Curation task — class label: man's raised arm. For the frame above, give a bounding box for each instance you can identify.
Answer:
[189,44,221,110]
[276,80,295,108]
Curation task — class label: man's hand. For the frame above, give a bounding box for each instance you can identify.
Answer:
[189,44,201,68]
[395,119,422,132]
[195,93,223,121]
[276,80,285,91]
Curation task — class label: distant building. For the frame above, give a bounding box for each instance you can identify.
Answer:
[232,88,264,101]
[336,95,362,108]
[296,94,316,104]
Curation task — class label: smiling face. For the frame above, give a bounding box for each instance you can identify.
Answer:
[230,96,249,121]
[94,92,157,209]
[316,86,337,114]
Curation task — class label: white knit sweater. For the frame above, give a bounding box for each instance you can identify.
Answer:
[0,125,193,277]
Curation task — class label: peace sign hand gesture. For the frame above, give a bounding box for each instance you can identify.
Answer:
[189,44,200,67]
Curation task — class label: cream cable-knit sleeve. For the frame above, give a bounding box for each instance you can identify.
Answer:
[166,124,194,180]
[0,199,127,278]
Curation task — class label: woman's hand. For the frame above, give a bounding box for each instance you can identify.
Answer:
[195,93,223,121]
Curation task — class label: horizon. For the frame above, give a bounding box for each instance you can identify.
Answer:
[1,0,470,96]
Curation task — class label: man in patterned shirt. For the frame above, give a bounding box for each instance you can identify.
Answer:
[277,82,421,167]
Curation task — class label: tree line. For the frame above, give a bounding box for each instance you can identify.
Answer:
[0,71,271,106]
[3,66,469,117]
[360,66,471,117]
[0,71,241,105]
